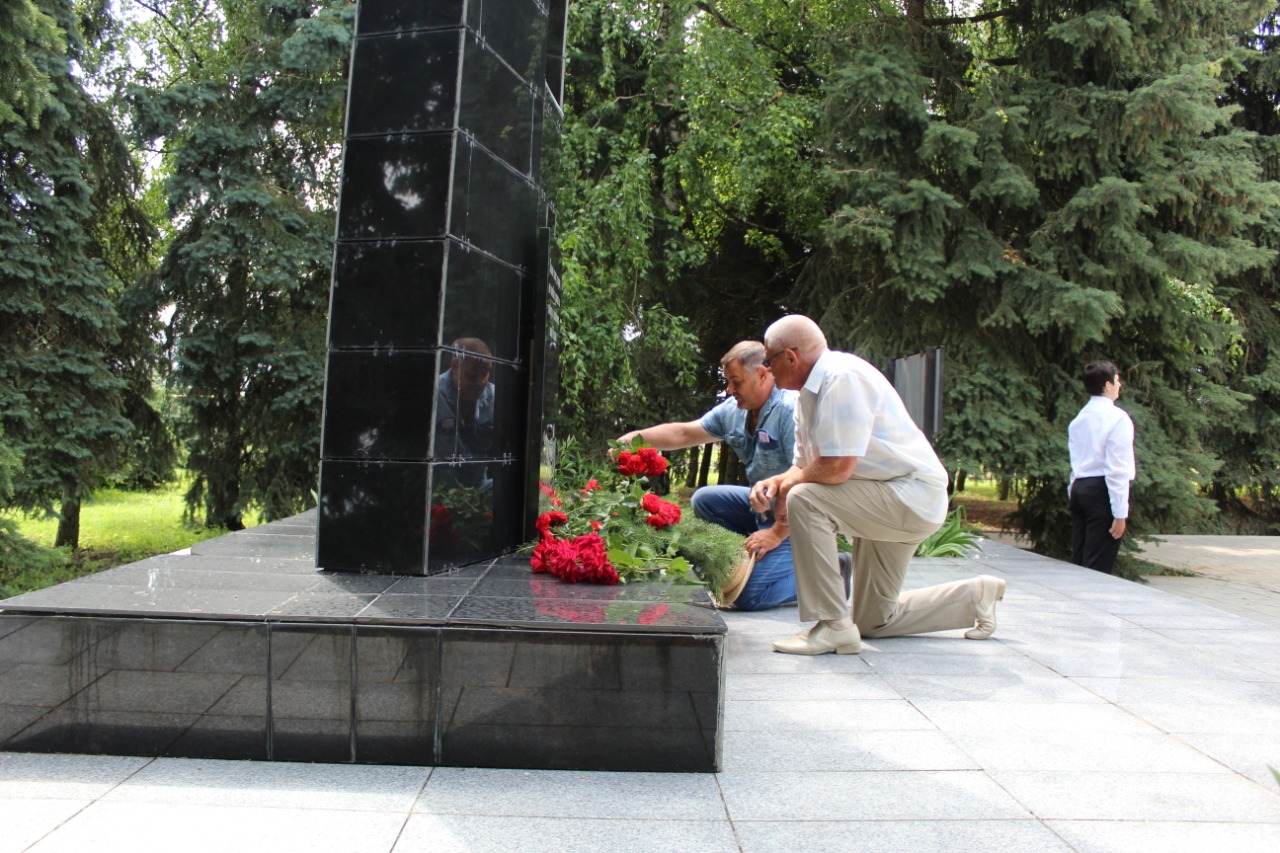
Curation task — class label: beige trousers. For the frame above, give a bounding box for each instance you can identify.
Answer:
[787,479,982,637]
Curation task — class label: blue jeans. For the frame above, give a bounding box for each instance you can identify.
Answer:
[690,485,797,610]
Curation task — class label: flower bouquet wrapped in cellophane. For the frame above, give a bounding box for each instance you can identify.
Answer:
[529,440,746,601]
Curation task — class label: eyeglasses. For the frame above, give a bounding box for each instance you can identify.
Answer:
[762,347,792,369]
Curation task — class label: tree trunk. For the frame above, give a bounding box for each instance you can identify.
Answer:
[218,514,246,532]
[698,441,714,488]
[906,0,926,50]
[55,497,80,549]
[955,469,967,492]
[685,446,700,489]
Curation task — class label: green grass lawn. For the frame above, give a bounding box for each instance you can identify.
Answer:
[2,482,261,595]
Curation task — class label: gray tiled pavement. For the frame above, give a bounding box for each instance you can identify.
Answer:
[1140,535,1280,629]
[3,540,1280,852]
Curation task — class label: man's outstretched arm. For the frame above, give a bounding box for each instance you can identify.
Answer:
[617,422,716,451]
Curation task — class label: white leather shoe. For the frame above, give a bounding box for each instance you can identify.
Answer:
[772,622,862,655]
[965,575,1006,640]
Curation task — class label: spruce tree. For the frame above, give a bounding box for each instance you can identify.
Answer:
[129,0,351,528]
[1209,6,1280,531]
[0,0,143,548]
[805,0,1278,559]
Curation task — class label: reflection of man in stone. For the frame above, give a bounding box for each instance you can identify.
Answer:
[437,337,495,488]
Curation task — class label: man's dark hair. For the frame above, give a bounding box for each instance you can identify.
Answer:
[1083,360,1119,396]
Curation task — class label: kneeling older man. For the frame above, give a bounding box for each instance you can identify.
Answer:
[750,315,1005,654]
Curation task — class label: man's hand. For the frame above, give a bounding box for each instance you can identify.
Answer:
[608,431,641,459]
[1110,518,1127,539]
[744,526,785,559]
[750,468,803,524]
[749,475,779,513]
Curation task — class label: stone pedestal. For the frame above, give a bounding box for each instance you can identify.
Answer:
[0,513,725,771]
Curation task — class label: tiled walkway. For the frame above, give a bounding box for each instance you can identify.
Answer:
[3,541,1279,852]
[1140,535,1280,629]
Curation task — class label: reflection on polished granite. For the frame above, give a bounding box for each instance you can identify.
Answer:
[0,511,722,633]
[0,511,725,771]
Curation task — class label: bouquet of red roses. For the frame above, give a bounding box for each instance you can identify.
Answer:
[530,440,693,585]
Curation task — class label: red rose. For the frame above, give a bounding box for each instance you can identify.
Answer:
[429,504,455,544]
[637,604,672,625]
[580,478,601,494]
[616,451,647,477]
[538,481,563,507]
[642,494,682,528]
[638,447,668,477]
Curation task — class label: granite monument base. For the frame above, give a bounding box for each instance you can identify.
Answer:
[0,512,725,772]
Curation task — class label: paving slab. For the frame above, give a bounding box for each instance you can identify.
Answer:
[2,538,1279,852]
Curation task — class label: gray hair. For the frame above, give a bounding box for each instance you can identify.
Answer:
[721,341,766,370]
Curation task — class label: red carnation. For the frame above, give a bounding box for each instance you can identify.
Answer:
[538,482,563,507]
[572,533,619,584]
[531,537,577,575]
[535,510,569,541]
[641,493,663,513]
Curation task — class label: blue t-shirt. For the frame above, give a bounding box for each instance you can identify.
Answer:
[699,386,797,484]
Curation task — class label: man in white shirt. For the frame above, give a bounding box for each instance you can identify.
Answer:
[750,315,1005,655]
[1067,360,1136,574]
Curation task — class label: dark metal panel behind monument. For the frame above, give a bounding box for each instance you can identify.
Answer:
[317,0,567,574]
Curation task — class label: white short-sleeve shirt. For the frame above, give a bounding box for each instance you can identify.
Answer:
[794,350,949,524]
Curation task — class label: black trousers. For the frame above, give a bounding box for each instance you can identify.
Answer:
[1070,476,1122,574]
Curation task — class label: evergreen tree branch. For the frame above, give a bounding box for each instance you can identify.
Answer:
[924,4,1022,27]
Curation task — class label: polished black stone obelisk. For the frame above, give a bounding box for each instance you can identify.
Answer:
[317,0,567,574]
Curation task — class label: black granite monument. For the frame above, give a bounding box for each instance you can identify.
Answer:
[317,0,566,574]
[0,0,726,772]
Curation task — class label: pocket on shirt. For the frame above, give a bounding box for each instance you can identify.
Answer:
[755,429,780,451]
[752,431,790,476]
